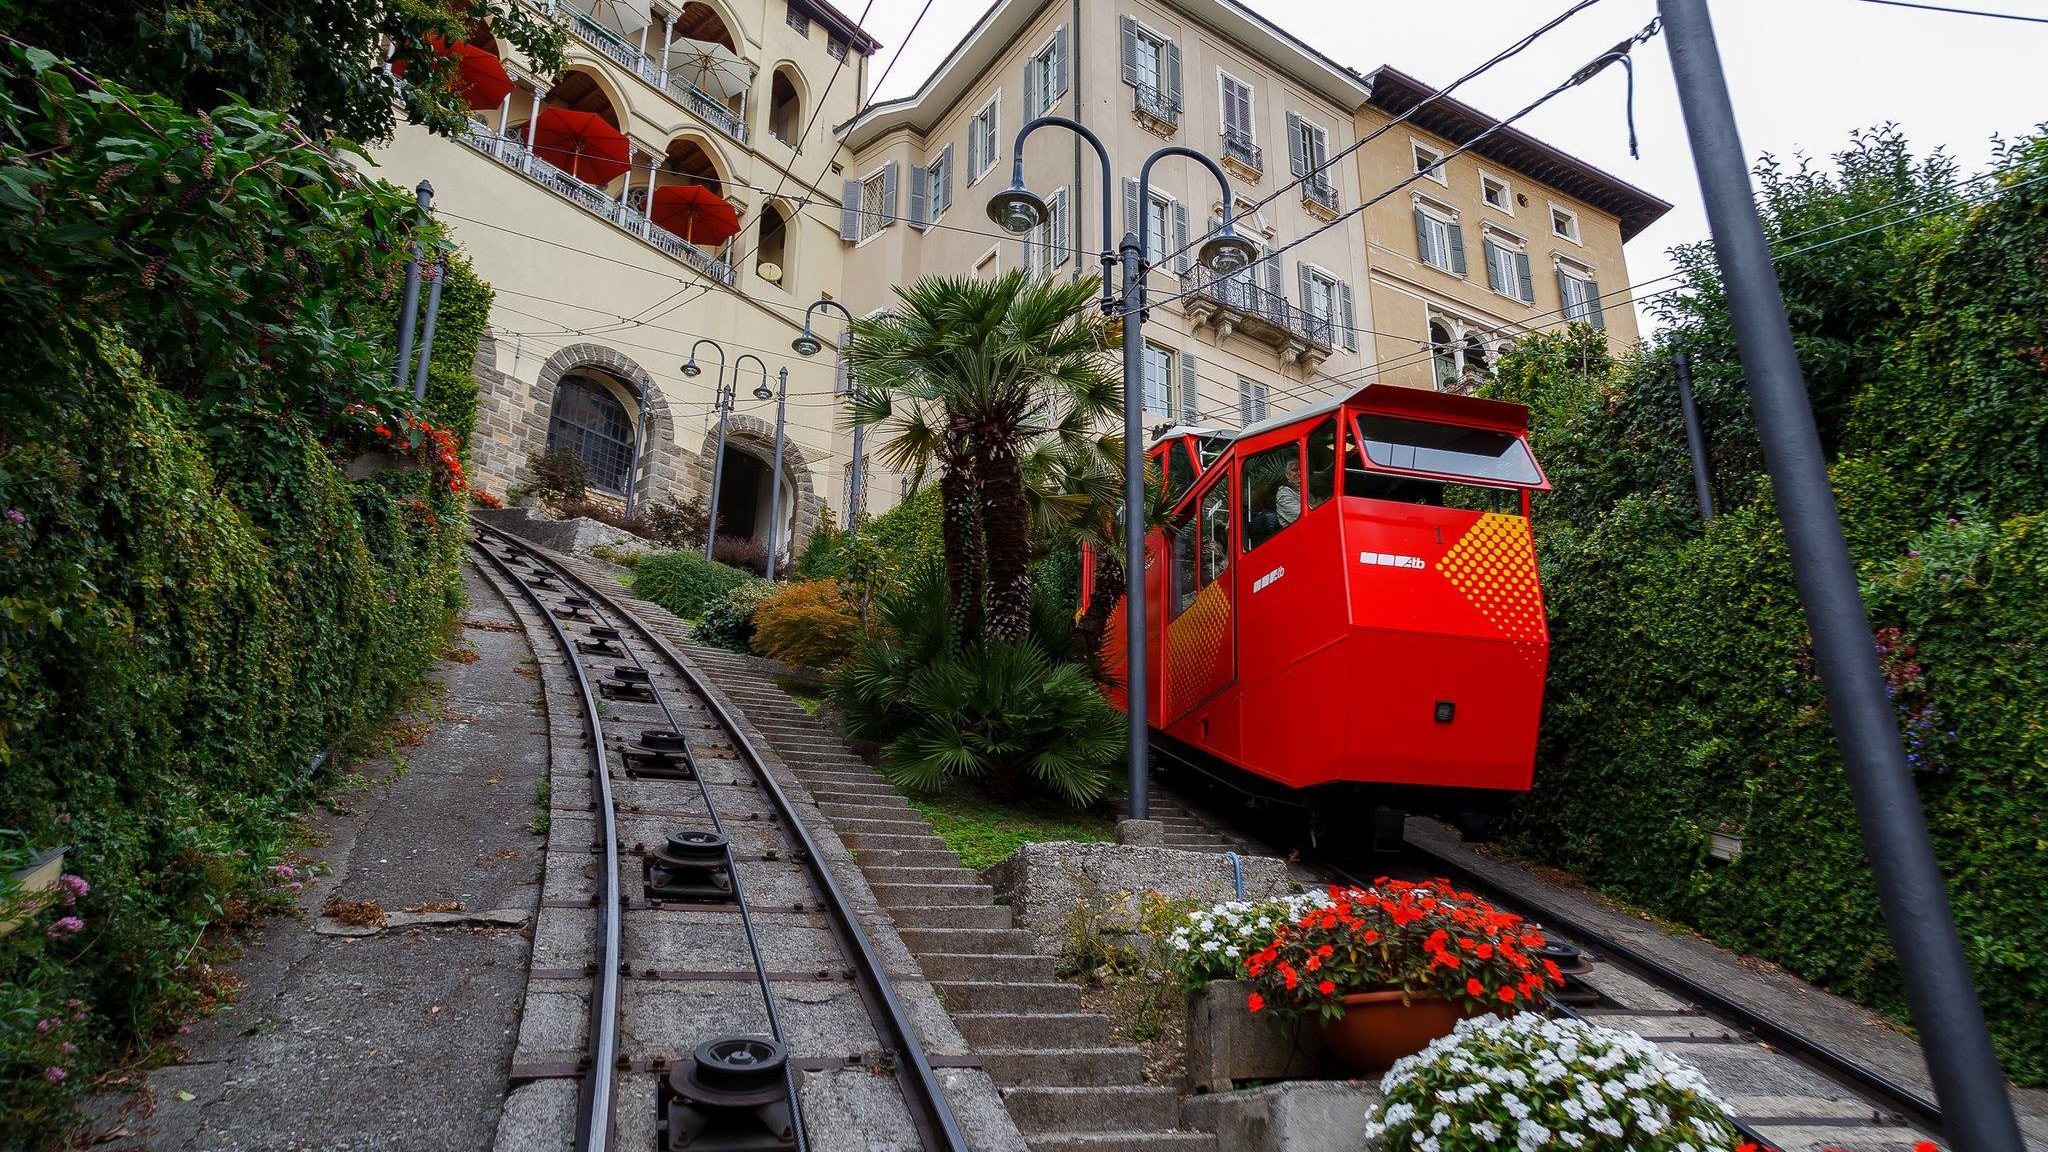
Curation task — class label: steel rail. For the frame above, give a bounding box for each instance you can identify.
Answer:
[469,539,622,1152]
[474,524,971,1152]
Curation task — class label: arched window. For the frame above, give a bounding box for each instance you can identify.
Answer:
[769,69,802,145]
[757,203,789,286]
[1462,334,1491,379]
[548,375,636,493]
[1430,320,1457,389]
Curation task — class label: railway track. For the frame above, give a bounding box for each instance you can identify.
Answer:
[469,525,972,1152]
[1146,754,1950,1152]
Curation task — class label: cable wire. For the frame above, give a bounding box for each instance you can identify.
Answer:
[1833,0,2048,22]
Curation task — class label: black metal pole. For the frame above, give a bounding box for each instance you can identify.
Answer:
[765,368,788,582]
[1659,3,2022,1146]
[1673,349,1715,523]
[706,384,732,560]
[410,258,448,407]
[393,180,432,392]
[1119,235,1149,822]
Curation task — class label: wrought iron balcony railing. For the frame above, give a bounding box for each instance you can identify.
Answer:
[460,122,735,286]
[1133,83,1181,128]
[1180,267,1334,353]
[553,6,748,144]
[1302,175,1339,214]
[1221,129,1262,174]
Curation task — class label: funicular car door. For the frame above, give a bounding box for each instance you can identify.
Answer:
[1163,459,1238,737]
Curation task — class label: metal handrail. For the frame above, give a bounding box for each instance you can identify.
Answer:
[1221,129,1262,172]
[1302,175,1339,212]
[1133,82,1181,127]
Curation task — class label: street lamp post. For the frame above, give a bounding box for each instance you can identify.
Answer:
[682,339,735,560]
[990,115,1257,822]
[793,299,863,537]
[758,368,790,581]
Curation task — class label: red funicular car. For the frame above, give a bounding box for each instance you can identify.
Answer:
[1085,383,1552,846]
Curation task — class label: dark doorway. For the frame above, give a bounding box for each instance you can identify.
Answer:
[716,450,768,539]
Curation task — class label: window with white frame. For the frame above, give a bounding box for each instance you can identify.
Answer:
[1300,265,1336,341]
[1220,71,1256,163]
[926,148,952,221]
[1483,229,1534,304]
[1027,32,1066,118]
[1129,22,1166,91]
[1412,141,1447,184]
[1414,199,1464,275]
[1145,190,1173,266]
[785,3,809,37]
[1481,173,1511,211]
[1550,203,1581,242]
[857,167,889,242]
[967,94,999,184]
[1142,342,1175,419]
[1024,187,1069,279]
[1558,264,1605,327]
[973,247,999,280]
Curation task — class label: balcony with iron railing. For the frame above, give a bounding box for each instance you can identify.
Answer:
[1132,83,1180,133]
[460,121,736,286]
[1180,267,1333,365]
[1220,129,1262,179]
[1301,174,1339,218]
[547,3,749,144]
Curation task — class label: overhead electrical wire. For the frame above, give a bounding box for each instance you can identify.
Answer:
[1834,0,2048,23]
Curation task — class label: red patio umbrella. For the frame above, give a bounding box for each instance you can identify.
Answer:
[650,183,742,245]
[392,36,514,110]
[531,107,632,185]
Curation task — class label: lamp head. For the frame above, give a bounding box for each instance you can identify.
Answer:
[792,329,824,357]
[753,383,775,401]
[987,185,1049,235]
[1198,229,1259,275]
[681,357,701,377]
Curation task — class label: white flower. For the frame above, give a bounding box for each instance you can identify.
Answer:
[1469,1121,1501,1143]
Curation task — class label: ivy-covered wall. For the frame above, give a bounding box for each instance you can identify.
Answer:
[1495,129,2048,1084]
[0,46,488,1142]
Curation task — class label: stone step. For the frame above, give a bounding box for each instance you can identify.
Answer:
[833,817,935,839]
[916,952,1058,984]
[803,781,902,799]
[1025,1133,1215,1152]
[978,1046,1146,1088]
[792,767,891,785]
[896,927,1036,956]
[864,864,983,886]
[887,903,1015,930]
[842,831,948,854]
[933,981,1082,1013]
[871,882,996,908]
[818,799,916,821]
[1000,1086,1184,1134]
[955,1012,1112,1049]
[853,848,963,869]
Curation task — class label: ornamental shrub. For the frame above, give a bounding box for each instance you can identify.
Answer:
[1159,892,1333,993]
[692,581,778,653]
[1367,1014,1741,1152]
[631,551,761,620]
[749,580,861,669]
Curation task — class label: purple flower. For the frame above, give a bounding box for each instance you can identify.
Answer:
[46,915,84,939]
[36,1018,59,1034]
[268,864,296,880]
[3,508,23,526]
[43,1066,66,1084]
[59,1042,76,1054]
[57,873,88,904]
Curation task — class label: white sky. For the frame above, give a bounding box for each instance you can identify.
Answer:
[853,0,2048,334]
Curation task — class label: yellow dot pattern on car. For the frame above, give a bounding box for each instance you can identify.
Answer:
[1436,513,1547,660]
[1166,579,1233,717]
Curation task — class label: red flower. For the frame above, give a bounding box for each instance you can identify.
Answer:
[1498,986,1518,1002]
[1466,978,1485,997]
[1316,979,1336,996]
[1246,993,1265,1013]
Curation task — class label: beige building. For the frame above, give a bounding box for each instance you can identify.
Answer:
[371,0,1667,561]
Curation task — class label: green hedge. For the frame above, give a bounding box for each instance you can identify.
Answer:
[1498,132,2048,1084]
[631,551,763,620]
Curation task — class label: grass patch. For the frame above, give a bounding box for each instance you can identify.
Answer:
[906,788,1117,870]
[777,676,825,715]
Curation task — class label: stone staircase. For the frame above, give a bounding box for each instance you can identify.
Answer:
[681,644,1216,1152]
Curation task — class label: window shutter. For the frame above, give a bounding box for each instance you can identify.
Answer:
[1051,187,1070,267]
[1297,263,1311,316]
[967,126,982,184]
[1163,38,1182,111]
[1286,112,1305,177]
[1237,377,1252,424]
[881,162,900,228]
[1180,349,1199,423]
[840,179,862,242]
[1556,267,1573,317]
[1481,237,1502,293]
[1586,278,1606,329]
[1120,16,1139,85]
[1052,27,1068,103]
[1337,281,1356,352]
[1173,202,1191,273]
[908,165,929,230]
[1263,255,1285,317]
[937,145,954,213]
[1413,205,1431,265]
[1024,62,1040,122]
[1446,220,1468,277]
[1122,177,1140,241]
[1514,250,1534,303]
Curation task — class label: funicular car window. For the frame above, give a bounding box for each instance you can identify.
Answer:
[1171,518,1200,616]
[1306,418,1337,508]
[1172,472,1233,618]
[1161,445,1196,510]
[1199,480,1231,588]
[1242,440,1303,552]
[1355,414,1541,486]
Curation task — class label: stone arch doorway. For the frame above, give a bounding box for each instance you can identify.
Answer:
[701,416,817,567]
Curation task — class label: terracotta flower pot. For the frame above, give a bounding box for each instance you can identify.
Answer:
[1315,990,1476,1075]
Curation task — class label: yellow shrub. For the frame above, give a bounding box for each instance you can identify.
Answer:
[750,580,862,669]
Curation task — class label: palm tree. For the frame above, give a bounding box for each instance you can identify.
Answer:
[848,270,1118,643]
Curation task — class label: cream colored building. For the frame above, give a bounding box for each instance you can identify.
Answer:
[371,0,1667,560]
